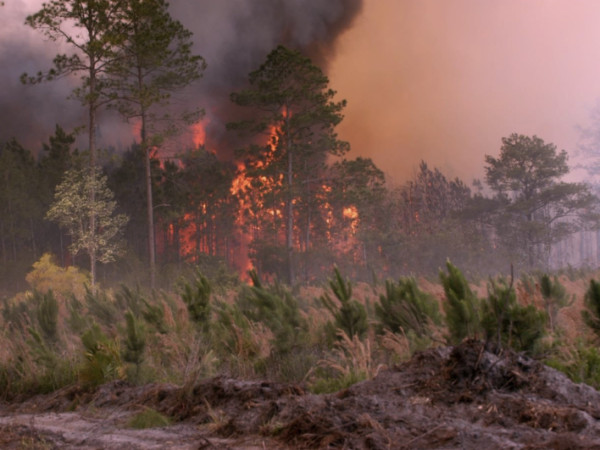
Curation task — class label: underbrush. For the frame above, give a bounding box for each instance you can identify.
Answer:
[0,254,598,401]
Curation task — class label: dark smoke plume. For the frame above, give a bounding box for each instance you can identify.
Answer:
[0,0,363,156]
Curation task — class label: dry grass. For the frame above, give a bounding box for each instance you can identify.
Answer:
[316,330,385,381]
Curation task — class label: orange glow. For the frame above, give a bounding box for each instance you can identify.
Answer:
[191,120,207,148]
[343,206,359,220]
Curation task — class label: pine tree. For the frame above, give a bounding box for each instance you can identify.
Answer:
[229,46,349,284]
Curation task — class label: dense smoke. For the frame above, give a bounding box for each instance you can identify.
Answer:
[0,0,363,156]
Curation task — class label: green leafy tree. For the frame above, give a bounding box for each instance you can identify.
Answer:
[107,0,206,287]
[439,260,481,344]
[321,267,368,341]
[46,167,129,286]
[229,45,349,284]
[485,134,598,267]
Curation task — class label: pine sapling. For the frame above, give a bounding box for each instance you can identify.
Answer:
[375,277,441,338]
[179,269,212,333]
[122,310,146,383]
[321,267,368,340]
[583,279,600,340]
[440,260,481,344]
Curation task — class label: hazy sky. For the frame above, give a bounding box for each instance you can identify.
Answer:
[329,0,600,183]
[5,1,600,185]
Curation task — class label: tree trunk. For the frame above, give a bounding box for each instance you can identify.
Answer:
[285,115,294,286]
[141,105,156,289]
[89,62,97,289]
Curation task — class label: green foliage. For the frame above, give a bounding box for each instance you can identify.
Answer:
[31,290,59,343]
[321,267,368,341]
[546,341,600,389]
[439,260,481,343]
[2,295,31,332]
[212,301,260,361]
[127,408,172,429]
[238,270,308,355]
[83,286,118,329]
[540,273,572,331]
[178,269,212,333]
[20,327,77,395]
[582,279,600,340]
[309,370,366,395]
[122,310,146,383]
[375,277,441,338]
[79,323,123,388]
[481,277,547,354]
[115,285,167,334]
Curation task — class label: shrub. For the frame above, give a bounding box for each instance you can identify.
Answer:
[25,253,88,298]
[79,323,123,388]
[546,341,600,389]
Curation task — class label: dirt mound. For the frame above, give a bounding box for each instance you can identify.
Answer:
[2,340,600,449]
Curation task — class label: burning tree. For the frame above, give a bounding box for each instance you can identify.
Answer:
[229,45,349,284]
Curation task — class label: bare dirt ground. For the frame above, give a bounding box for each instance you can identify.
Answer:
[2,340,600,449]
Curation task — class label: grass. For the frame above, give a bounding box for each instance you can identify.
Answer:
[126,408,172,429]
[0,256,599,401]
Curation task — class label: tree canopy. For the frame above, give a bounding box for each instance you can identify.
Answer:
[484,133,598,267]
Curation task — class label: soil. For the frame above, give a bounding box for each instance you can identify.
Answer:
[2,340,600,449]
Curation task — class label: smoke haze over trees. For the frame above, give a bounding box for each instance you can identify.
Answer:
[2,1,600,292]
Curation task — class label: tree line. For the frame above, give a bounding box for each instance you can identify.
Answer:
[1,0,598,293]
